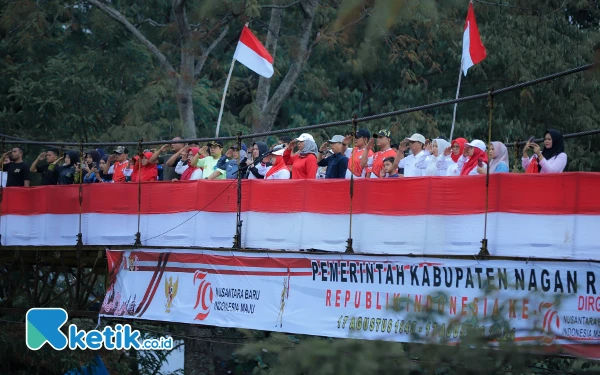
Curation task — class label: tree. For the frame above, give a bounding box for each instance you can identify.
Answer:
[251,0,320,133]
[84,0,230,139]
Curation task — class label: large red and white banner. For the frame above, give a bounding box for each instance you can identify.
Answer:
[2,174,600,259]
[100,250,600,359]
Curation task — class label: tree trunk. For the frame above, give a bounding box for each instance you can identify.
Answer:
[254,7,283,130]
[88,0,230,140]
[176,78,196,138]
[253,0,319,134]
[184,327,215,375]
[174,0,197,139]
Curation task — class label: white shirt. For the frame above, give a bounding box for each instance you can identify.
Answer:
[453,156,487,176]
[1,171,6,187]
[398,150,427,177]
[190,169,203,180]
[435,155,455,176]
[175,160,203,179]
[248,163,270,179]
[174,160,188,175]
[265,168,291,180]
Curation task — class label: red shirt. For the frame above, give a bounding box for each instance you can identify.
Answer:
[347,148,374,178]
[368,149,396,178]
[283,149,318,179]
[111,161,129,183]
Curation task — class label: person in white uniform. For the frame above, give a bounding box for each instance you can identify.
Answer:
[393,133,428,177]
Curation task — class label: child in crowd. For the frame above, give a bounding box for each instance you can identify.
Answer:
[380,157,401,178]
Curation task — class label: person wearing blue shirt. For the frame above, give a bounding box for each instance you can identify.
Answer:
[217,144,248,179]
[317,135,349,179]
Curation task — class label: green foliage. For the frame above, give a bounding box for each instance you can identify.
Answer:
[1,0,599,171]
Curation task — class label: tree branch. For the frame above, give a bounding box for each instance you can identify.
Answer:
[135,18,167,28]
[87,0,176,80]
[262,0,318,122]
[255,7,283,116]
[194,26,229,79]
[260,0,300,9]
[172,0,191,39]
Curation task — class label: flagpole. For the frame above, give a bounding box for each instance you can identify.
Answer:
[449,61,463,142]
[215,55,236,138]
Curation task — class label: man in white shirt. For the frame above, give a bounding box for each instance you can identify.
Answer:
[393,133,427,177]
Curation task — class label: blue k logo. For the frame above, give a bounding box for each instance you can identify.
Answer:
[26,308,68,350]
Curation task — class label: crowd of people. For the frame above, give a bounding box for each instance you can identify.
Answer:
[1,128,568,187]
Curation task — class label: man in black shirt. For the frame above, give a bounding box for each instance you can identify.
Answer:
[3,147,31,187]
[149,137,185,181]
[30,148,60,185]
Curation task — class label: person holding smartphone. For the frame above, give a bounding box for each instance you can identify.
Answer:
[522,129,567,173]
[82,150,102,183]
[457,139,488,176]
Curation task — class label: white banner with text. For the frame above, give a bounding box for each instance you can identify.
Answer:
[99,250,600,359]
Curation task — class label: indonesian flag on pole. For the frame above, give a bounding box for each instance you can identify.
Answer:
[233,26,274,78]
[461,2,486,76]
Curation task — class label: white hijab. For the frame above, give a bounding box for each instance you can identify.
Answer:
[425,138,451,176]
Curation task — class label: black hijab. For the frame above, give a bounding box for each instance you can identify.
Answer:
[254,142,269,157]
[58,150,80,185]
[85,149,101,167]
[540,129,565,172]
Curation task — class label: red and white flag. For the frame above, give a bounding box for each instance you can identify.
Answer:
[233,26,274,78]
[461,2,486,76]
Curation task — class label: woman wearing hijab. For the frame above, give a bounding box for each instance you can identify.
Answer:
[283,134,318,179]
[417,138,451,176]
[439,137,467,176]
[82,150,103,183]
[247,142,271,179]
[459,140,489,176]
[57,150,80,185]
[265,147,291,179]
[179,147,203,181]
[130,152,158,182]
[486,142,510,173]
[522,129,567,173]
[84,155,111,183]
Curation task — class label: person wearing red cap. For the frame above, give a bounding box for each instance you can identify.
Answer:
[130,152,158,182]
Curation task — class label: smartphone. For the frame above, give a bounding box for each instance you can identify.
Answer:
[478,158,483,168]
[528,136,535,142]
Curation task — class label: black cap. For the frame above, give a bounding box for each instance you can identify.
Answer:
[355,129,370,139]
[208,140,224,148]
[373,129,391,139]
